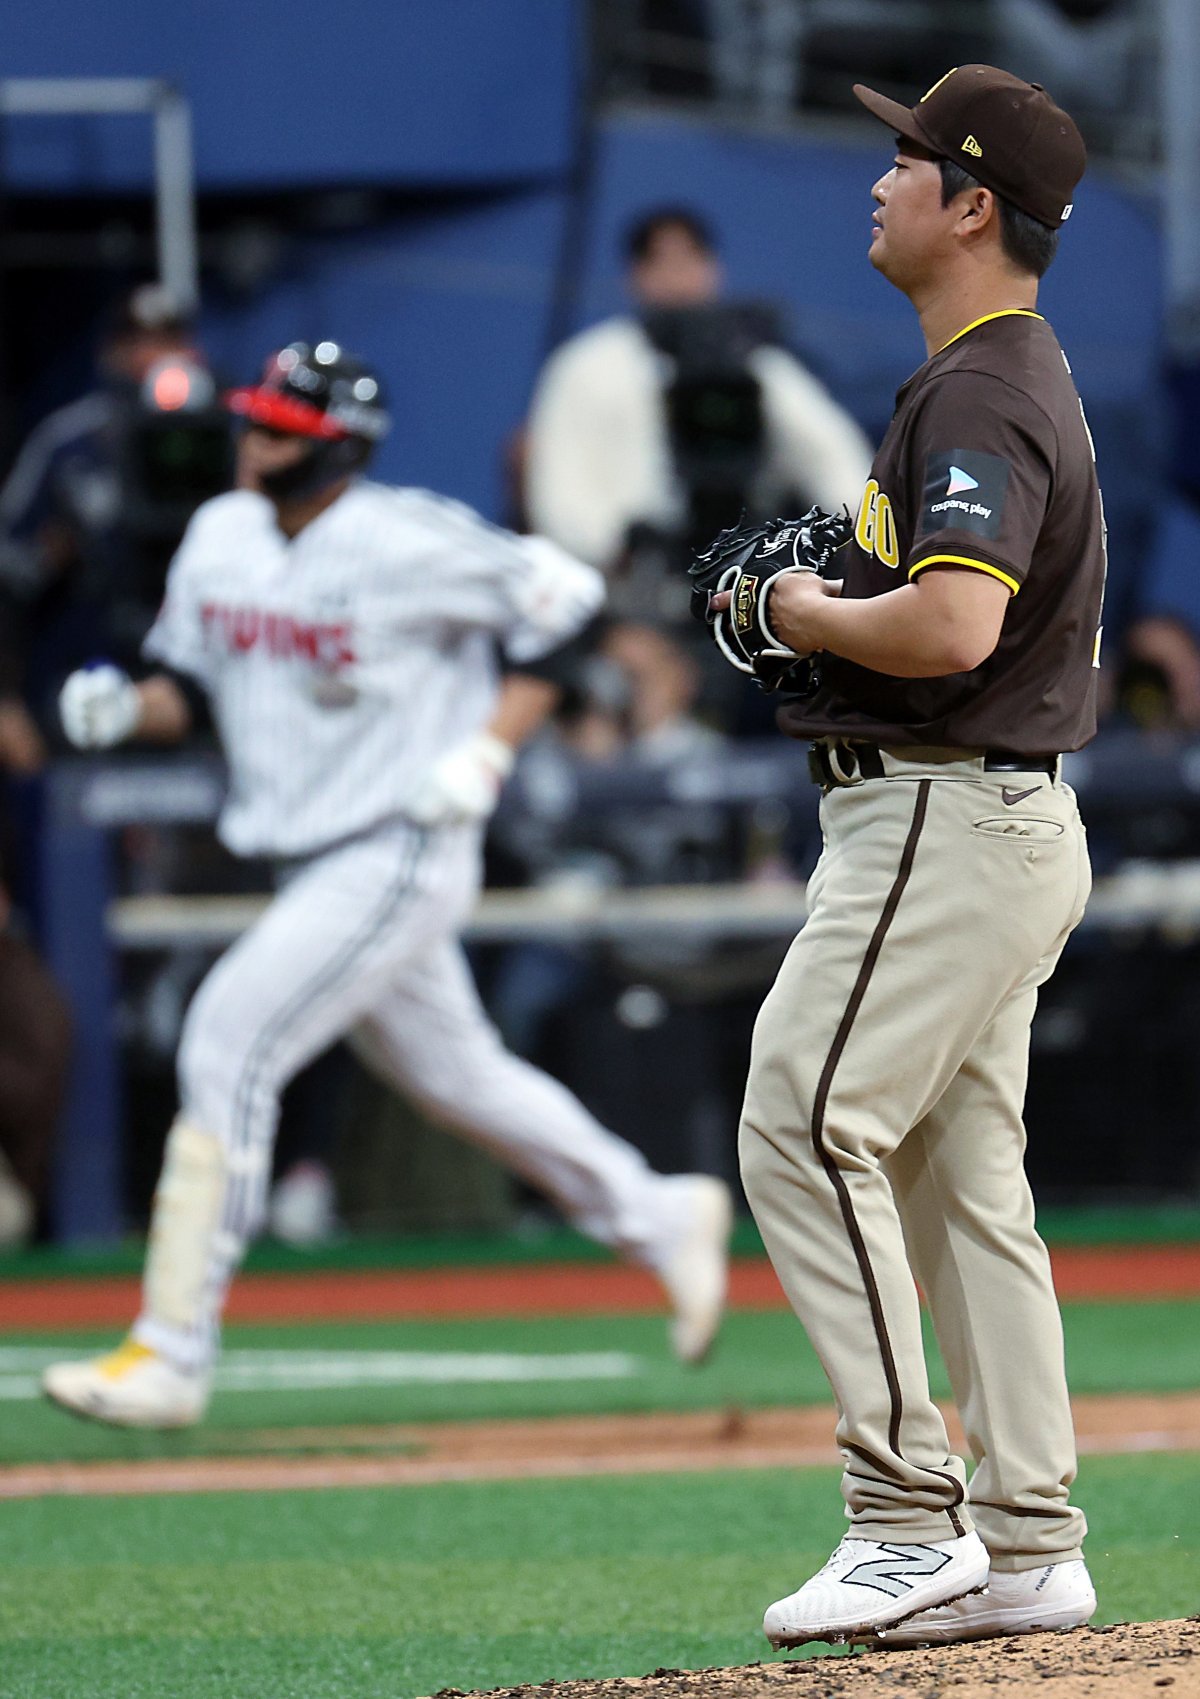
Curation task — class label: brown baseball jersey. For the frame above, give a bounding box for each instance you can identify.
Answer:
[778,309,1107,754]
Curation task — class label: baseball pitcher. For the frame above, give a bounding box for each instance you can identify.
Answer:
[695,70,1101,1649]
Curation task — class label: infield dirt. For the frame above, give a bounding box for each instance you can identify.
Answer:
[427,1619,1200,1699]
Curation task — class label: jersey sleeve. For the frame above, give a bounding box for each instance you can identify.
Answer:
[499,534,606,664]
[904,372,1057,595]
[406,493,606,661]
[141,513,213,685]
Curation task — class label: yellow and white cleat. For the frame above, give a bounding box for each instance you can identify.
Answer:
[658,1175,734,1365]
[42,1338,210,1429]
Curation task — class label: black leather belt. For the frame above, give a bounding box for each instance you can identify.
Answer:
[808,741,1058,790]
[981,750,1059,773]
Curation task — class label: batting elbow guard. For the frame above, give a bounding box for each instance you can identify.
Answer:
[505,616,604,694]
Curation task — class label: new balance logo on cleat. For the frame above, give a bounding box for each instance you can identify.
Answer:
[762,1531,991,1647]
[843,1543,952,1599]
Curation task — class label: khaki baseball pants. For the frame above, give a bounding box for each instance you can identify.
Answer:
[740,750,1091,1570]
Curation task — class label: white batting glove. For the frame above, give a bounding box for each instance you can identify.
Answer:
[407,731,516,827]
[58,665,142,749]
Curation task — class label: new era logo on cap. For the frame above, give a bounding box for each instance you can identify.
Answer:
[854,64,1086,229]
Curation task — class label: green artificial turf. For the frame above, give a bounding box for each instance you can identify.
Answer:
[2,1297,1197,1466]
[0,1452,1194,1699]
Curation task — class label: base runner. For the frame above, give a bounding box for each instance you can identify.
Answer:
[43,342,731,1429]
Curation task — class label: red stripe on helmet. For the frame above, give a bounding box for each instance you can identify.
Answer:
[224,386,350,440]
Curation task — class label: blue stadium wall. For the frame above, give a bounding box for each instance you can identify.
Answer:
[2,3,1163,616]
[1,0,578,188]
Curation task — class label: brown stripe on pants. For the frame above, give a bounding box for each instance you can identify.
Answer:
[739,756,1090,1566]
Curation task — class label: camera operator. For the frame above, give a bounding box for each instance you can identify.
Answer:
[0,283,233,738]
[524,207,872,601]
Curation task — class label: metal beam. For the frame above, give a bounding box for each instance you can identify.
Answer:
[153,87,199,313]
[0,78,161,115]
[0,76,199,313]
[1161,0,1200,352]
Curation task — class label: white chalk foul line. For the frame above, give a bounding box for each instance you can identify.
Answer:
[0,1348,643,1401]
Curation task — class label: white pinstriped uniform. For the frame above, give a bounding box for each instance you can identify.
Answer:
[134,481,694,1372]
[144,484,600,858]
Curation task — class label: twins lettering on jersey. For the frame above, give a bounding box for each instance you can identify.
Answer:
[200,602,356,668]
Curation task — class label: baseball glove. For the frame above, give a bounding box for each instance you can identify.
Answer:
[688,506,853,692]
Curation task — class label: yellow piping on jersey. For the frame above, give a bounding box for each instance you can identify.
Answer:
[909,553,1021,595]
[937,309,1044,353]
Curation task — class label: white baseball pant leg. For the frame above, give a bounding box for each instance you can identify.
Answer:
[349,935,682,1265]
[133,822,683,1371]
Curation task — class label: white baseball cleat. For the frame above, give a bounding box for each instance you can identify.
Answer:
[873,1558,1097,1645]
[657,1175,733,1365]
[763,1530,990,1647]
[42,1338,210,1429]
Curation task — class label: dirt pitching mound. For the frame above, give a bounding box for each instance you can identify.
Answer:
[428,1619,1200,1699]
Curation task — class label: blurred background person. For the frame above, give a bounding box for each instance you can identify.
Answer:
[0,883,73,1247]
[0,285,232,1245]
[0,283,232,742]
[0,580,72,1244]
[600,622,726,767]
[523,206,873,629]
[1107,616,1200,733]
[482,621,740,1191]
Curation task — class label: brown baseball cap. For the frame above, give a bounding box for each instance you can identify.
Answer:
[853,64,1086,229]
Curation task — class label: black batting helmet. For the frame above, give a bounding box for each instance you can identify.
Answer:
[226,340,390,500]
